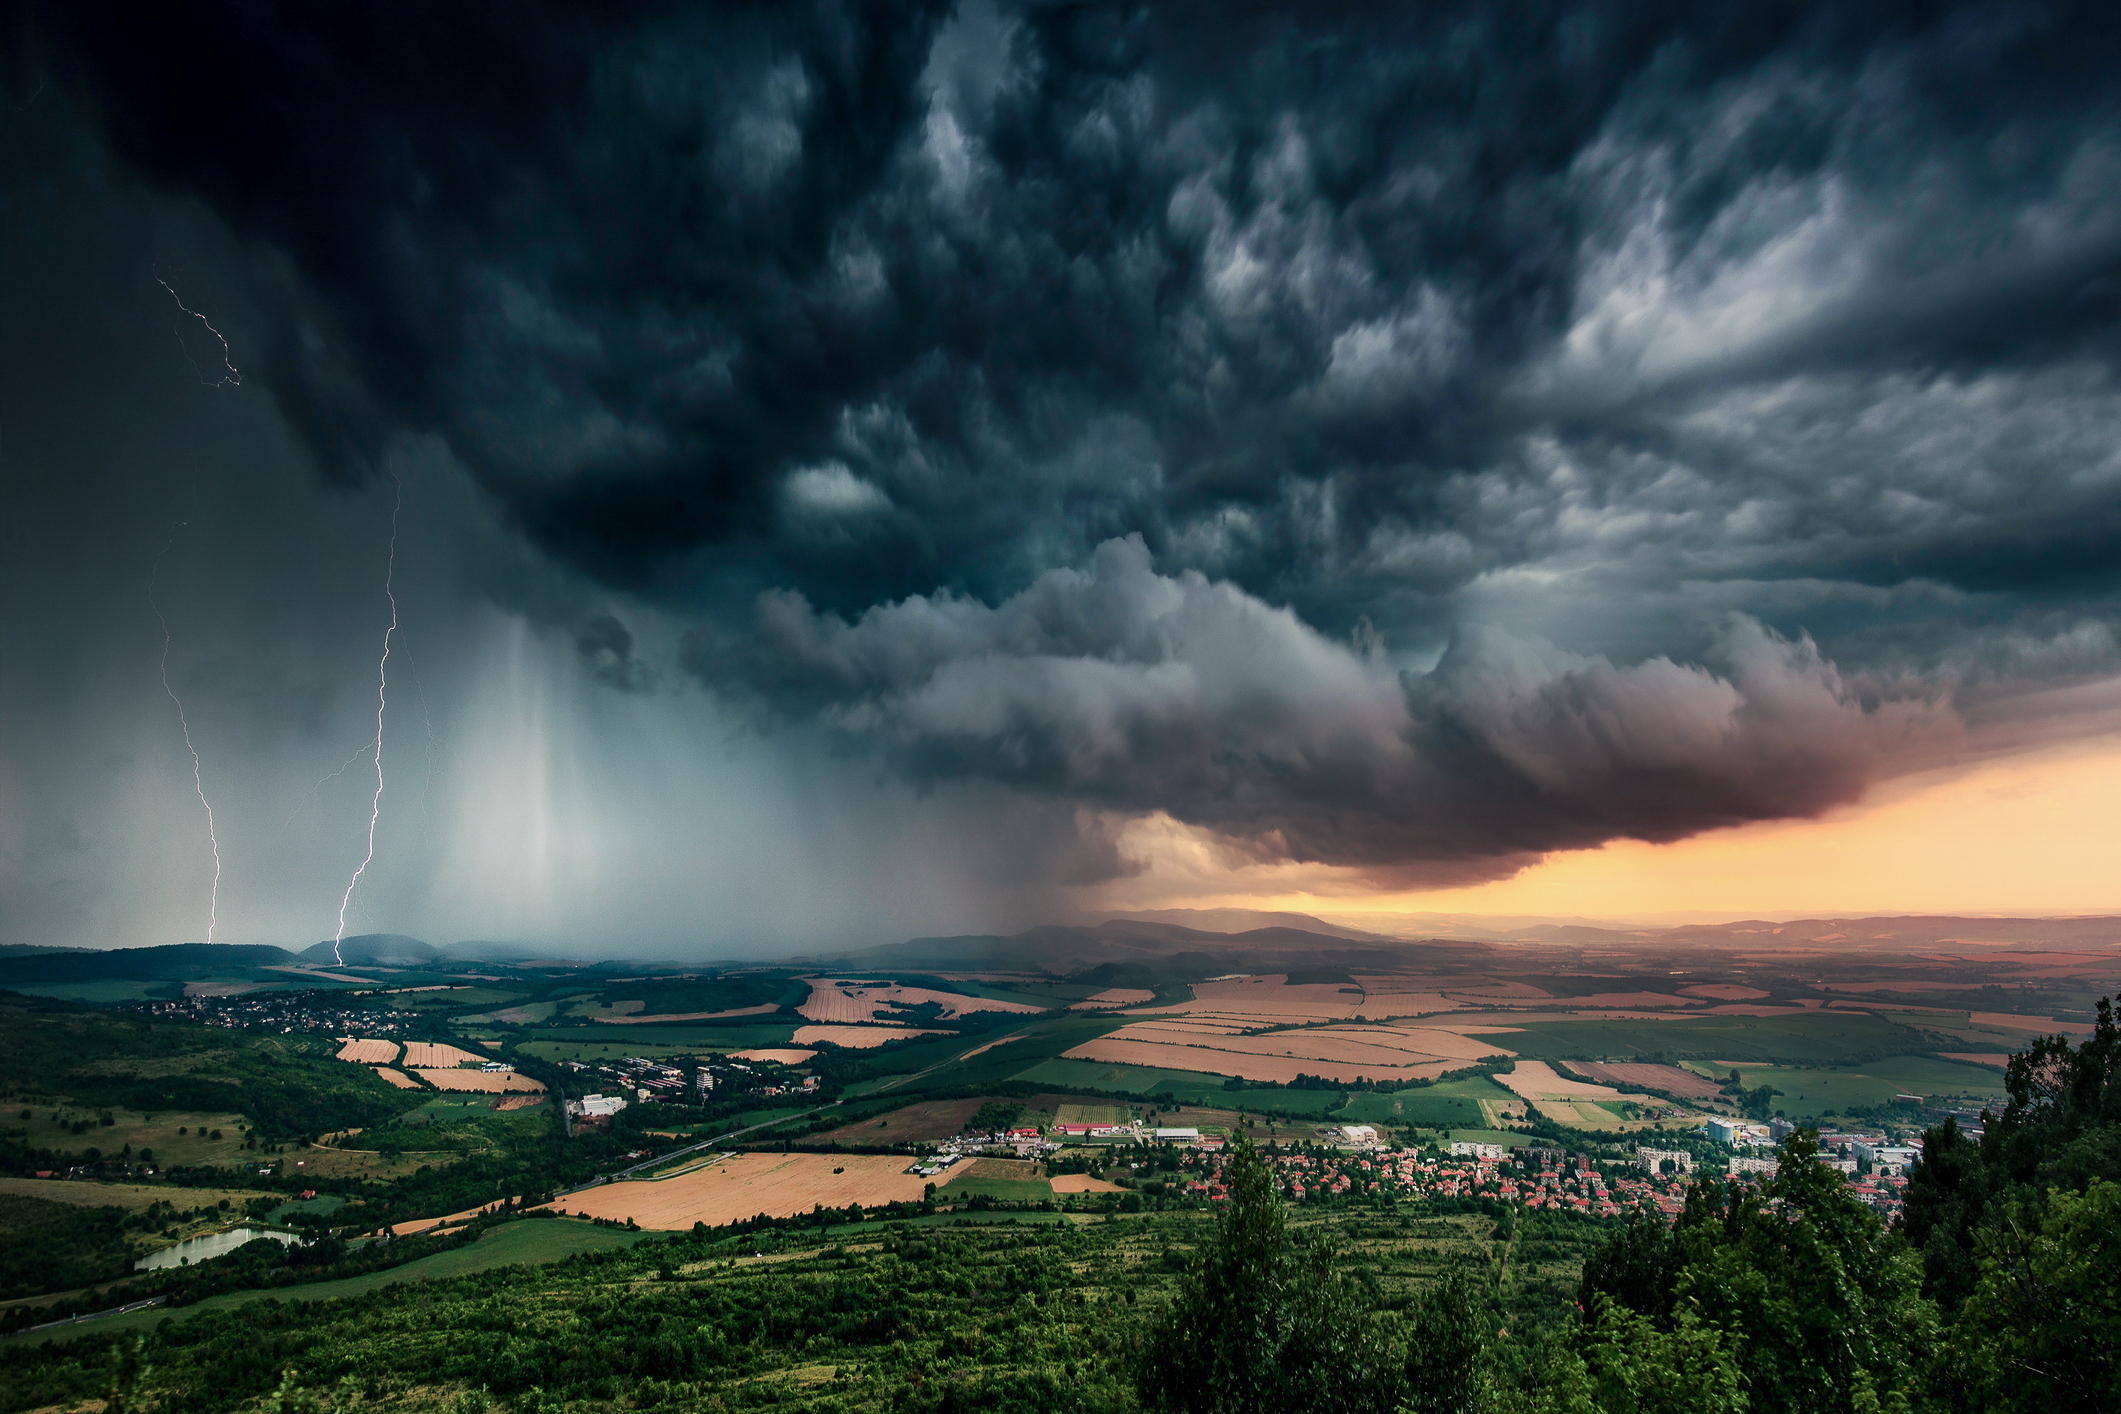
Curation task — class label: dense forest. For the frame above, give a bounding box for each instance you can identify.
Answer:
[0,998,2111,1413]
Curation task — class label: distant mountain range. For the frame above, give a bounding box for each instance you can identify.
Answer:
[1312,911,2121,949]
[2,913,2114,995]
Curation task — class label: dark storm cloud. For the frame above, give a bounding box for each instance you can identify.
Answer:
[574,613,655,692]
[18,0,2121,881]
[686,535,1954,885]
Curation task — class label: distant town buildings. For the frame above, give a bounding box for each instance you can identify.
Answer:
[1637,1148,1695,1175]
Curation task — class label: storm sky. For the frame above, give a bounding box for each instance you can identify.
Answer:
[5,2,2121,955]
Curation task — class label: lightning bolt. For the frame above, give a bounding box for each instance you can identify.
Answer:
[334,477,401,963]
[150,527,222,944]
[286,741,379,830]
[157,279,242,388]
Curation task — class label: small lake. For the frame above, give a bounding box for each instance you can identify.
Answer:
[135,1226,302,1271]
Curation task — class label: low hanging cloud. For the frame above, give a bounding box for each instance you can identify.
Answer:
[687,537,1955,884]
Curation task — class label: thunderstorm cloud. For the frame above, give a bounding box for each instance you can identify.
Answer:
[5,1,2121,944]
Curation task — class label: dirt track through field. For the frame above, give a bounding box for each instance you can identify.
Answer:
[548,1152,968,1229]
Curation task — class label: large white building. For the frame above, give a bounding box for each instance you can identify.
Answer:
[1637,1147,1695,1174]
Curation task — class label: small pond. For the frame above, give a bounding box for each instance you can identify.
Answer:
[135,1225,302,1271]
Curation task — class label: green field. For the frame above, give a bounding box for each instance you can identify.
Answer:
[514,1022,797,1054]
[265,1194,346,1223]
[1008,1058,1343,1114]
[1334,1091,1482,1126]
[6,1219,649,1349]
[1445,1128,1532,1149]
[938,1176,1054,1202]
[5,981,175,1004]
[452,1000,560,1025]
[1473,1011,1935,1065]
[395,1096,527,1125]
[1730,1055,2008,1120]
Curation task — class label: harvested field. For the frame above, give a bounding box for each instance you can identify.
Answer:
[374,1067,421,1089]
[550,1152,968,1229]
[1561,1061,1725,1100]
[495,1094,546,1110]
[1121,975,1471,1027]
[791,1024,949,1049]
[1937,1052,2010,1068]
[411,1068,547,1093]
[1050,1174,1125,1193]
[1497,1061,1658,1125]
[730,1048,817,1065]
[335,1038,399,1064]
[1970,1011,2094,1036]
[1680,985,1770,1001]
[1452,990,1703,1010]
[1061,1035,1455,1085]
[401,1041,489,1069]
[1072,988,1155,1009]
[1066,1020,1511,1085]
[797,978,1043,1023]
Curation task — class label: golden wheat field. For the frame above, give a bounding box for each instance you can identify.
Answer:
[373,1067,421,1089]
[401,1041,490,1069]
[550,1152,968,1229]
[1070,988,1156,1009]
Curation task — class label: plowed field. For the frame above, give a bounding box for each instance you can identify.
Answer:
[1561,1061,1724,1099]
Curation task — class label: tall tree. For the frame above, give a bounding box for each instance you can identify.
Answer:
[1135,1133,1410,1414]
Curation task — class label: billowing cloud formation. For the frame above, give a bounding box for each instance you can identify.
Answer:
[689,537,1952,884]
[8,0,2121,917]
[34,3,2121,610]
